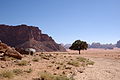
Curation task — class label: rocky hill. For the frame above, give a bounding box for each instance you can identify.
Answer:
[89,42,115,49]
[0,24,66,52]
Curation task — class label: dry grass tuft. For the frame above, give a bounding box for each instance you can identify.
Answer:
[76,57,94,66]
[17,60,29,66]
[67,60,79,67]
[13,69,23,75]
[24,68,33,73]
[32,57,39,62]
[38,71,74,80]
[0,70,14,79]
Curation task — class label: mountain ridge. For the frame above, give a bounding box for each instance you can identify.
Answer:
[0,24,66,52]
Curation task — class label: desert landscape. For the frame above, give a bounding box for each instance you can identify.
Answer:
[0,0,120,80]
[0,48,120,80]
[0,25,120,80]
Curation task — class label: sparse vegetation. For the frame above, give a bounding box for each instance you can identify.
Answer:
[86,60,95,65]
[67,60,79,67]
[39,72,55,80]
[2,56,16,61]
[13,69,23,75]
[76,57,87,62]
[0,70,14,79]
[39,54,50,60]
[38,71,74,80]
[0,68,33,79]
[0,51,95,80]
[55,75,71,80]
[32,57,39,62]
[17,60,29,66]
[24,68,33,73]
[77,57,94,66]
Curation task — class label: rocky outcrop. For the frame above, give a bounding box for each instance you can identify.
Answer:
[0,42,22,59]
[0,24,66,52]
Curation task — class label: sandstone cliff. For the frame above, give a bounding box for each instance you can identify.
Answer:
[0,24,66,52]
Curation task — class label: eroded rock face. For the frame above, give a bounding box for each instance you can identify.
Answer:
[0,24,66,52]
[0,42,22,59]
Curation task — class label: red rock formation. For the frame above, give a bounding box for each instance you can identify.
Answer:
[0,42,22,59]
[0,24,66,52]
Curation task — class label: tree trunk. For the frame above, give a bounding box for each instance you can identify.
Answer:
[79,50,81,54]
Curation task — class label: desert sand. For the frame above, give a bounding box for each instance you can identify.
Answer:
[73,49,120,80]
[0,48,120,80]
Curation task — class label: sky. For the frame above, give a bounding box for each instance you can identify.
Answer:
[0,0,120,44]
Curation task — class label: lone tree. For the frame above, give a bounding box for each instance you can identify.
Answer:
[69,40,88,54]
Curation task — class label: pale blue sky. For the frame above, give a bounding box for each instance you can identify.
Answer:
[0,0,120,44]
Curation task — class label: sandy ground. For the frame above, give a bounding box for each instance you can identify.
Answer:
[0,48,120,80]
[75,57,120,80]
[72,49,120,80]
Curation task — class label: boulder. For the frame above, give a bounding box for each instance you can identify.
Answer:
[0,42,22,59]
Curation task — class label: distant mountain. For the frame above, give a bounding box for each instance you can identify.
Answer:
[0,24,66,52]
[63,42,116,49]
[62,44,71,49]
[89,42,116,49]
[116,40,120,48]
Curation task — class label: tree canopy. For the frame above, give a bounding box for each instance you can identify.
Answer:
[69,40,88,54]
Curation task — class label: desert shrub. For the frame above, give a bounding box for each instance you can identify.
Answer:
[40,72,55,80]
[17,60,29,66]
[76,57,87,62]
[80,62,86,67]
[40,53,55,60]
[0,70,14,79]
[39,72,72,80]
[2,56,11,61]
[55,75,70,80]
[32,57,39,62]
[24,68,33,73]
[67,61,79,67]
[77,57,94,66]
[2,56,16,61]
[86,60,94,65]
[39,54,50,60]
[13,69,23,75]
